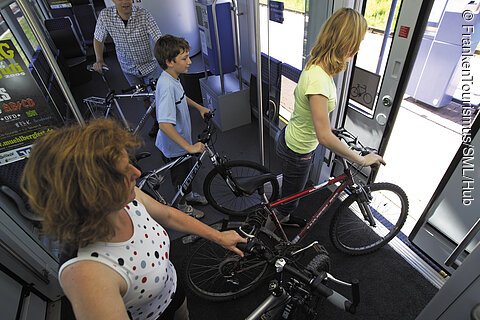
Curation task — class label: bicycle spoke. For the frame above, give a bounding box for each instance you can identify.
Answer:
[330,183,408,255]
[184,226,279,301]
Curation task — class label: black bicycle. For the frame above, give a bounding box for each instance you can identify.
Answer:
[137,112,280,210]
[182,128,408,305]
[183,218,359,319]
[200,128,409,256]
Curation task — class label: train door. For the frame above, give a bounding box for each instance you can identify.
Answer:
[330,0,433,182]
[325,0,461,235]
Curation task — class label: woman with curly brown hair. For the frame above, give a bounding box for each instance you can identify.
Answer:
[21,118,245,320]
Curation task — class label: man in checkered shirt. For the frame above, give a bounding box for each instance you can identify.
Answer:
[93,0,162,136]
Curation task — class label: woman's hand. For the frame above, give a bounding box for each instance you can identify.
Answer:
[217,230,247,257]
[362,153,386,167]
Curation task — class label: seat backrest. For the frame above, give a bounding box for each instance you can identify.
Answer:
[44,16,86,58]
[0,159,42,223]
[50,8,85,45]
[72,4,97,46]
[29,49,51,94]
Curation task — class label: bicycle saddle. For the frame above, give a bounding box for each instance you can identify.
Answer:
[234,173,277,195]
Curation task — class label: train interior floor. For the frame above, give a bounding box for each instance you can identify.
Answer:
[67,52,439,320]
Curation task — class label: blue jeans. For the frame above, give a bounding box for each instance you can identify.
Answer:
[275,128,315,218]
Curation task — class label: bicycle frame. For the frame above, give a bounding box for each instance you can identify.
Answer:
[132,99,155,134]
[107,91,155,133]
[266,158,371,245]
[139,142,220,207]
[87,66,156,133]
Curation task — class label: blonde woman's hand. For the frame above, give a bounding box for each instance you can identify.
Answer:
[362,153,386,167]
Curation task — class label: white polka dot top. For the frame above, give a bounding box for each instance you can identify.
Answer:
[59,200,177,320]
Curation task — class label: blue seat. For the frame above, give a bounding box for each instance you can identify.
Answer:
[44,16,86,59]
[72,3,98,47]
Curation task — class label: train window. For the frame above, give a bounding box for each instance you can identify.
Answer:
[259,0,305,70]
[279,63,301,123]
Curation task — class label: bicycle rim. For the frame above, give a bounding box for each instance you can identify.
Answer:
[329,182,409,255]
[203,160,279,217]
[184,225,279,301]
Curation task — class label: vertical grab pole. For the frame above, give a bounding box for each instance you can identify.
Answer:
[16,0,85,126]
[211,0,225,94]
[254,0,265,165]
[231,0,243,90]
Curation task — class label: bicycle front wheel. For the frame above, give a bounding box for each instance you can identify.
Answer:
[204,160,279,217]
[329,182,409,255]
[183,223,280,301]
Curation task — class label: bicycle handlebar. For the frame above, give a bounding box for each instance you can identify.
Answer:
[87,64,156,99]
[121,79,157,94]
[237,238,359,315]
[197,111,215,144]
[86,64,109,72]
[284,264,358,314]
[332,128,377,156]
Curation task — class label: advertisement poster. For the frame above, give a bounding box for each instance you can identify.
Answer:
[0,40,61,166]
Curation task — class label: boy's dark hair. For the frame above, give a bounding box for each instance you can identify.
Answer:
[154,34,190,70]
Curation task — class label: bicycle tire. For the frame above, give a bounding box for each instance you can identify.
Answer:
[183,222,281,302]
[203,160,279,217]
[363,93,373,105]
[329,182,409,255]
[350,86,359,98]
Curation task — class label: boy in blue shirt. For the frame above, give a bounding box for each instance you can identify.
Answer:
[154,35,210,219]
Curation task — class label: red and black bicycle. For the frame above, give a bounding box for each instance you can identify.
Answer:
[184,128,409,302]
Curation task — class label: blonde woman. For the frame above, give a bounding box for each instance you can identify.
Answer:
[275,8,385,224]
[21,119,246,320]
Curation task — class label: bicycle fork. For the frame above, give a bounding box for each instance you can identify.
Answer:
[354,186,377,227]
[110,94,130,130]
[133,101,155,135]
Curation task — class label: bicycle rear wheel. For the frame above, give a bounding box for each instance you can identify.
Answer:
[329,182,409,255]
[203,160,279,217]
[183,222,280,301]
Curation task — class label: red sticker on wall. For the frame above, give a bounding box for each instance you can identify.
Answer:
[398,26,410,38]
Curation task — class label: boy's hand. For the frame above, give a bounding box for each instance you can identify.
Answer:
[199,106,210,119]
[186,142,205,154]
